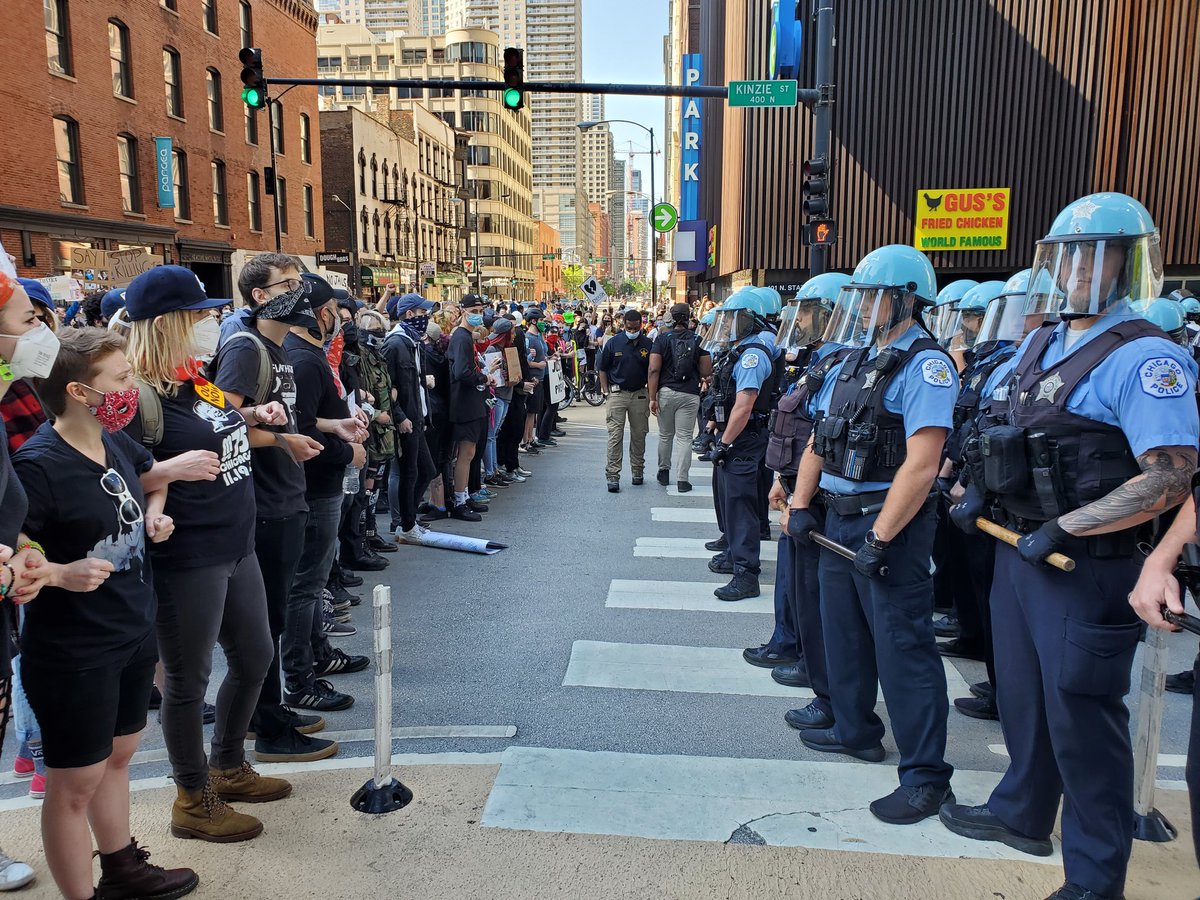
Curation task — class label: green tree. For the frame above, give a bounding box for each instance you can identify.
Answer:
[600,278,617,297]
[562,264,586,296]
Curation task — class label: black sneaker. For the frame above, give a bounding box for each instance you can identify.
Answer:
[327,581,359,608]
[798,728,886,762]
[283,710,325,734]
[285,679,354,712]
[314,648,371,677]
[869,783,954,825]
[631,475,644,485]
[677,481,692,493]
[556,416,568,423]
[202,702,216,725]
[343,553,387,572]
[742,644,800,668]
[1045,883,1117,900]
[933,614,960,638]
[656,468,670,486]
[954,695,1000,720]
[938,803,1053,856]
[368,533,398,553]
[704,537,728,552]
[451,503,482,522]
[607,478,620,493]
[1166,669,1195,694]
[784,703,834,731]
[467,498,489,513]
[149,684,163,711]
[550,429,566,437]
[770,662,810,687]
[254,728,339,764]
[969,680,994,699]
[338,567,364,588]
[708,554,733,575]
[715,574,760,601]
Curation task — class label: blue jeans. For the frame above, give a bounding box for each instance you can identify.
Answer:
[484,397,510,476]
[11,655,45,776]
[284,493,341,692]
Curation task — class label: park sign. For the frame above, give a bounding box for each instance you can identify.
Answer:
[913,188,1012,251]
[728,80,798,108]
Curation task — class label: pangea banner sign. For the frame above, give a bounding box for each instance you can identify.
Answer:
[913,188,1011,251]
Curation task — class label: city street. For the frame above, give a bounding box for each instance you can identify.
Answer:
[0,406,1194,898]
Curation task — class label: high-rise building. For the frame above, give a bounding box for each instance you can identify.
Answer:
[630,170,649,214]
[316,23,536,301]
[586,95,605,124]
[320,1,411,38]
[610,158,627,279]
[447,0,591,264]
[581,126,613,205]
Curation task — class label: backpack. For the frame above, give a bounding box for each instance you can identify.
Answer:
[667,329,700,383]
[136,331,272,449]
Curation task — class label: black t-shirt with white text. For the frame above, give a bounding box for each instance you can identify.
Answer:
[127,383,255,568]
[212,332,308,520]
[285,334,353,499]
[15,424,157,669]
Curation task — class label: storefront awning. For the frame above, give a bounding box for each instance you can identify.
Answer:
[360,266,400,287]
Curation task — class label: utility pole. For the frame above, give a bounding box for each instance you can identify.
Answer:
[809,0,835,277]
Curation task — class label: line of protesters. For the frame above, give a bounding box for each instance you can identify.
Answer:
[0,254,572,898]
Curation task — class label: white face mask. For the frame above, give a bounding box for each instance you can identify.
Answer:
[192,316,221,359]
[0,323,60,379]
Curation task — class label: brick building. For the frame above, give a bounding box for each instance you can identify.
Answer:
[0,0,322,298]
[534,220,562,305]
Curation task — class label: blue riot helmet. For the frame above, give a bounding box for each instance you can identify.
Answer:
[1142,298,1189,346]
[699,303,727,352]
[822,245,939,349]
[976,268,1043,346]
[927,279,978,346]
[747,286,783,320]
[945,280,1006,353]
[1025,192,1164,321]
[776,273,851,352]
[710,289,769,349]
[1171,290,1200,324]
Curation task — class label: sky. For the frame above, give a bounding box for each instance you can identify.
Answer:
[581,0,670,208]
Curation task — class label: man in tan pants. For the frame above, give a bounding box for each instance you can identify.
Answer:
[649,303,712,492]
[597,309,654,492]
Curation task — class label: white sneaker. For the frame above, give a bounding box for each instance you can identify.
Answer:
[0,850,34,891]
[396,525,427,544]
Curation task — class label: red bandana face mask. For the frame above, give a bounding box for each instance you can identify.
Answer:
[83,385,140,433]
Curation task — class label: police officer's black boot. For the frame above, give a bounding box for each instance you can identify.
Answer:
[1044,883,1122,900]
[714,573,759,602]
[707,553,733,575]
[704,536,728,552]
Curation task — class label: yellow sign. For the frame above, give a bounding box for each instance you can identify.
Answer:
[193,380,226,408]
[913,188,1011,252]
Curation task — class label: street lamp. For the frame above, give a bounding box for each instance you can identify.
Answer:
[579,120,658,311]
[330,194,359,297]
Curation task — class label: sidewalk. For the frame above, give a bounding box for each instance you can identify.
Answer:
[0,758,1191,899]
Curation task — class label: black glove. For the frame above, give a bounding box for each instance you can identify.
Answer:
[935,475,956,496]
[948,484,986,535]
[1016,518,1070,567]
[785,507,819,544]
[710,442,732,467]
[853,540,889,579]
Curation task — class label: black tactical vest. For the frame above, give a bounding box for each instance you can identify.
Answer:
[945,344,1016,466]
[766,347,850,476]
[813,338,949,483]
[711,337,777,426]
[991,319,1165,524]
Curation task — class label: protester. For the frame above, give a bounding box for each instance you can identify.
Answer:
[124,265,287,842]
[522,309,550,455]
[420,318,454,522]
[16,326,198,899]
[648,302,711,492]
[355,309,399,554]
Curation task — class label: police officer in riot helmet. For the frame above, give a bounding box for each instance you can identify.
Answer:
[706,289,780,601]
[928,279,978,352]
[941,193,1199,900]
[1140,297,1190,346]
[786,245,958,825]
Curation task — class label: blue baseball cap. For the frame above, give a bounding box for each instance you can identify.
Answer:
[17,278,54,312]
[391,292,434,318]
[124,266,226,322]
[100,288,127,321]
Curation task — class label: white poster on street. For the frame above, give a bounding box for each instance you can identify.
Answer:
[548,357,566,404]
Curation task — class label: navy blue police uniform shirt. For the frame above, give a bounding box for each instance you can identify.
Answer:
[598,331,654,390]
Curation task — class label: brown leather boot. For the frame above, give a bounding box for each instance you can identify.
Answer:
[210,761,292,803]
[96,838,199,900]
[170,780,263,843]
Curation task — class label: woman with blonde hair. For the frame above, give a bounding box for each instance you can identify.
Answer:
[123,266,289,844]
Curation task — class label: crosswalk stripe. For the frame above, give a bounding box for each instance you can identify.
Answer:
[480,746,1060,863]
[606,579,773,614]
[988,744,1187,768]
[667,484,713,497]
[651,507,718,524]
[635,537,777,560]
[563,640,973,700]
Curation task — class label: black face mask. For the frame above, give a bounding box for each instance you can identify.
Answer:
[341,324,360,347]
[253,284,316,328]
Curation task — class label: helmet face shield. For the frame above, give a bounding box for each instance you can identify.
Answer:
[775,301,829,352]
[945,308,986,353]
[706,307,754,351]
[1026,234,1163,320]
[977,293,1043,344]
[823,286,921,349]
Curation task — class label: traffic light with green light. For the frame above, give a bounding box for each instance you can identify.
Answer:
[240,47,267,110]
[502,47,524,111]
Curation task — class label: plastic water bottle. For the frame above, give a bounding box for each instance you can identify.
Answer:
[342,464,360,494]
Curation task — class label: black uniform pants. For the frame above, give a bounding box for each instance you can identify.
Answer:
[714,430,768,577]
[498,392,526,471]
[788,501,832,714]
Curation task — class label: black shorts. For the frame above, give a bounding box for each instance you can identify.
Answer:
[525,383,545,416]
[451,416,488,446]
[22,636,157,769]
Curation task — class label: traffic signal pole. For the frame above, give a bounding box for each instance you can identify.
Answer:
[809,0,835,277]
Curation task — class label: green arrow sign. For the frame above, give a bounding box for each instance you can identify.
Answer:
[727,79,798,108]
[652,202,678,233]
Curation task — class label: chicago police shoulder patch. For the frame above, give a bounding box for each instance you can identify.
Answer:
[741,349,764,369]
[921,358,954,387]
[1138,356,1188,398]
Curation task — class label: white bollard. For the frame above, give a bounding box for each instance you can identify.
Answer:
[350,584,413,814]
[1132,625,1176,841]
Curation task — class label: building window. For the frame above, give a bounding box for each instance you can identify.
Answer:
[360,209,368,252]
[373,213,380,254]
[108,19,132,98]
[247,171,261,231]
[211,160,227,225]
[202,0,217,34]
[162,0,177,8]
[300,114,311,164]
[303,184,314,238]
[276,176,288,234]
[271,102,284,154]
[358,151,366,195]
[384,218,392,254]
[245,104,258,145]
[172,149,189,218]
[45,0,71,76]
[370,155,377,199]
[163,47,183,117]
[53,115,81,204]
[239,1,252,47]
[206,68,223,132]
[117,134,140,213]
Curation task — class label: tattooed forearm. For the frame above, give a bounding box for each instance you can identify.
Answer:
[1059,446,1197,536]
